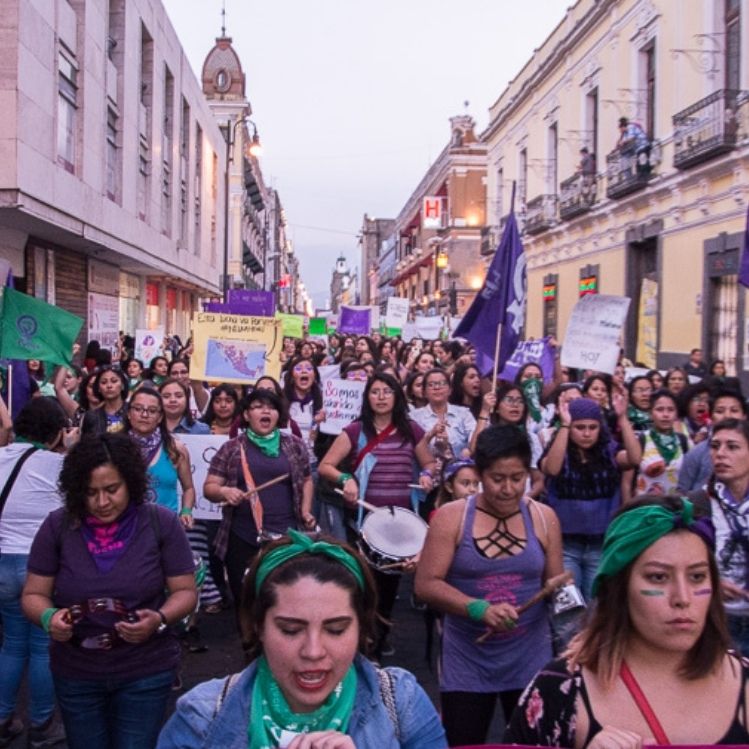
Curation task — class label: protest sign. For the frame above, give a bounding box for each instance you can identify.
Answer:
[500,338,556,383]
[414,316,443,340]
[178,434,229,520]
[191,312,282,384]
[338,306,372,335]
[275,312,304,339]
[385,297,410,330]
[227,289,275,316]
[401,322,418,343]
[309,318,327,336]
[318,364,341,382]
[319,378,366,435]
[135,328,165,365]
[88,292,120,353]
[561,295,631,375]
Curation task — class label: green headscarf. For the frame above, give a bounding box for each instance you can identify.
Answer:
[255,529,365,594]
[245,428,281,458]
[249,656,357,749]
[591,499,715,596]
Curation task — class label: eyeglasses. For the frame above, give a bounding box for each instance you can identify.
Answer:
[249,403,277,412]
[632,387,652,395]
[501,396,525,406]
[426,382,448,390]
[130,405,161,417]
[370,388,394,398]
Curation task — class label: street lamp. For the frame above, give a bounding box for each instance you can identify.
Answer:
[222,116,263,302]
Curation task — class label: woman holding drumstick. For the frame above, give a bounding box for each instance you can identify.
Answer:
[415,424,563,747]
[203,390,315,616]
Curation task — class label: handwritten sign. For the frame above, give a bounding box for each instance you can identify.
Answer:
[191,313,282,384]
[320,378,366,435]
[415,316,443,341]
[561,295,631,375]
[178,434,229,521]
[275,312,304,339]
[385,297,410,330]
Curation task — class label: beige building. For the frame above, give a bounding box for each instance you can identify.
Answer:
[389,115,488,318]
[0,0,229,343]
[483,0,749,377]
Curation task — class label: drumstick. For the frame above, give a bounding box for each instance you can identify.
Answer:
[333,488,380,514]
[474,571,574,644]
[217,474,290,506]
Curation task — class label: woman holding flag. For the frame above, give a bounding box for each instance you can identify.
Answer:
[203,389,315,616]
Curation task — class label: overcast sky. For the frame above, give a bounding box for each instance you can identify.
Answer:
[163,0,572,307]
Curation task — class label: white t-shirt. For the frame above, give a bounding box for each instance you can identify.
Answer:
[0,444,65,554]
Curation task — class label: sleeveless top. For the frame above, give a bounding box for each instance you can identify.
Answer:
[147,446,179,513]
[440,495,553,693]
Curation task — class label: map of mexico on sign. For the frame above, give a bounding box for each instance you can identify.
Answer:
[561,294,631,375]
[191,312,282,384]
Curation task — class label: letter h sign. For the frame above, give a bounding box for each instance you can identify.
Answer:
[422,197,443,229]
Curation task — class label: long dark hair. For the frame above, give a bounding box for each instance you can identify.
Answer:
[282,356,323,412]
[449,363,482,418]
[125,386,180,465]
[201,383,240,426]
[359,372,415,445]
[158,377,195,427]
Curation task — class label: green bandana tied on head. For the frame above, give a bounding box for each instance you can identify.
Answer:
[245,428,281,458]
[591,499,715,597]
[255,529,365,594]
[521,378,543,423]
[249,656,357,749]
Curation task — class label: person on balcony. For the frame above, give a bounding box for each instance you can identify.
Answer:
[577,147,596,186]
[617,117,651,174]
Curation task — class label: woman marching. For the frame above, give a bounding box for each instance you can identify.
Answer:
[506,494,749,747]
[415,425,563,747]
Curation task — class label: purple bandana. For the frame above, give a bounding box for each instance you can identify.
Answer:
[81,502,139,574]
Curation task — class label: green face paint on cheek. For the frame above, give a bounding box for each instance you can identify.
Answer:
[639,589,664,597]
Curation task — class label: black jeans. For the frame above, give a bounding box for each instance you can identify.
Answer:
[371,569,401,653]
[440,689,522,746]
[224,532,259,619]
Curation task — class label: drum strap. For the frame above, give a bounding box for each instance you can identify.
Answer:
[239,441,264,535]
[353,424,396,471]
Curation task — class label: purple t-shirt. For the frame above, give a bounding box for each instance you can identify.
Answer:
[27,504,195,681]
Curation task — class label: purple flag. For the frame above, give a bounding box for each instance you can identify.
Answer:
[454,203,526,376]
[226,289,275,316]
[0,359,33,421]
[739,204,749,288]
[203,301,274,317]
[499,337,556,383]
[338,306,372,335]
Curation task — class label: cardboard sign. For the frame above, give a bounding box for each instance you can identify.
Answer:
[178,434,229,521]
[561,295,631,375]
[135,327,165,365]
[191,313,282,384]
[319,378,366,435]
[317,364,341,382]
[226,289,275,316]
[309,317,327,336]
[414,316,443,340]
[275,312,304,339]
[385,297,410,330]
[87,292,119,352]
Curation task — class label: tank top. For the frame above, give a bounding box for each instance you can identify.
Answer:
[440,495,553,692]
[147,446,179,513]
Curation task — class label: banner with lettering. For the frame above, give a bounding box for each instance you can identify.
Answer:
[499,337,556,383]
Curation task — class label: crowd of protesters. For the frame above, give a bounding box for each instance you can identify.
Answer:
[0,331,748,748]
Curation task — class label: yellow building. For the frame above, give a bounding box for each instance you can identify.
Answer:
[483,0,748,375]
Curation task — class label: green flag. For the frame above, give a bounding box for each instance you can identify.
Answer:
[0,288,83,366]
[308,317,327,336]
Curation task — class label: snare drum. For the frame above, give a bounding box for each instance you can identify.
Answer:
[358,506,428,574]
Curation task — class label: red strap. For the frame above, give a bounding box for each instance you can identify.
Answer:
[619,661,670,745]
[353,424,396,471]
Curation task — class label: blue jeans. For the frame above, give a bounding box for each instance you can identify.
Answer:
[728,615,749,657]
[317,502,348,541]
[562,535,603,602]
[54,669,174,749]
[0,553,56,726]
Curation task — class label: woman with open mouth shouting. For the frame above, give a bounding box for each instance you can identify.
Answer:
[282,357,325,475]
[203,389,315,617]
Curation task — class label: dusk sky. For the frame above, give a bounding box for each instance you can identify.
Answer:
[163,0,572,308]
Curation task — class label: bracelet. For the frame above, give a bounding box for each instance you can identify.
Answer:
[478,416,490,422]
[419,469,433,479]
[179,507,193,516]
[559,424,570,429]
[40,607,60,633]
[466,599,490,622]
[338,472,354,486]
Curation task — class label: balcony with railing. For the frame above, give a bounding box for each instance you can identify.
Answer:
[524,194,557,235]
[605,141,660,200]
[673,89,746,170]
[559,173,597,220]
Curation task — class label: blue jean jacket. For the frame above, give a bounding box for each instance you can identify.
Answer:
[157,655,446,749]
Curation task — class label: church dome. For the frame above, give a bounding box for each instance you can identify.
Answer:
[201,36,245,99]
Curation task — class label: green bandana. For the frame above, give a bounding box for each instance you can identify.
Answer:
[521,378,543,423]
[255,529,365,594]
[649,428,679,464]
[245,428,281,458]
[592,500,707,596]
[627,404,651,430]
[249,656,357,749]
[14,436,47,451]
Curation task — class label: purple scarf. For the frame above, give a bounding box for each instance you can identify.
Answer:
[81,502,139,574]
[129,429,162,466]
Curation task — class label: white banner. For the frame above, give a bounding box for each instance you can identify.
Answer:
[320,378,366,435]
[178,434,230,520]
[135,327,164,365]
[415,316,443,340]
[385,297,410,330]
[561,295,631,375]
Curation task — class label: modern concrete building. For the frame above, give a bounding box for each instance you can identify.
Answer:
[0,0,229,344]
[483,0,749,376]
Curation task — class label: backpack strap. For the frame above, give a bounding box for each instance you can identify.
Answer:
[376,667,401,741]
[0,446,38,522]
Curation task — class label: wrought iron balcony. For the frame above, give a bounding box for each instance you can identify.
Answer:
[524,194,557,235]
[605,141,660,200]
[673,89,746,170]
[559,173,597,220]
[480,226,496,256]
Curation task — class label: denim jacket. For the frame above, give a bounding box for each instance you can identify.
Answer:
[157,656,447,749]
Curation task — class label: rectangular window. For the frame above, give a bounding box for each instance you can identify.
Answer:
[161,65,174,237]
[57,49,77,172]
[542,274,558,338]
[194,125,202,254]
[137,141,149,221]
[643,42,656,137]
[518,149,528,205]
[725,0,741,90]
[585,88,599,170]
[210,151,218,265]
[105,106,118,201]
[495,165,504,225]
[547,123,558,193]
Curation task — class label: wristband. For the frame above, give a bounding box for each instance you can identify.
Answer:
[40,607,60,633]
[466,599,490,621]
[478,416,490,422]
[338,473,354,486]
[419,469,433,479]
[179,507,193,516]
[559,424,570,430]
